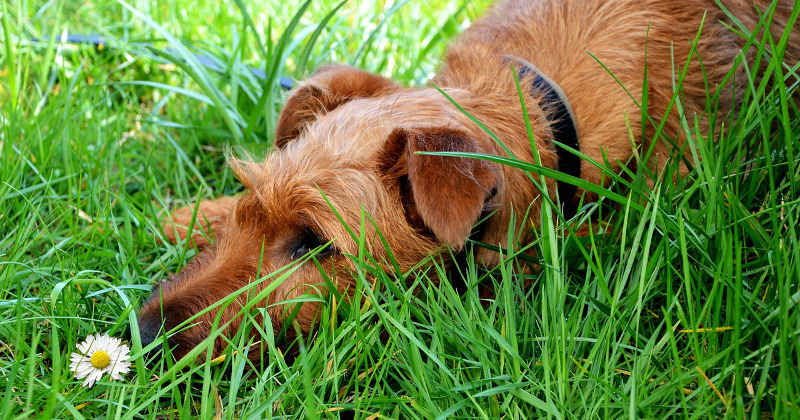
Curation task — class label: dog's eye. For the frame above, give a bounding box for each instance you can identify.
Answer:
[291,231,335,260]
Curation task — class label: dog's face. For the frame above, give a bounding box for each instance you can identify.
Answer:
[137,65,505,360]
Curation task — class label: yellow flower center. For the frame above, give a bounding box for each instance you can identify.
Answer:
[90,350,111,369]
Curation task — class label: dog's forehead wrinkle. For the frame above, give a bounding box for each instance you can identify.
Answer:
[315,92,462,142]
[279,90,482,172]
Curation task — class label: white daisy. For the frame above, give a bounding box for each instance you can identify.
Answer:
[69,333,131,388]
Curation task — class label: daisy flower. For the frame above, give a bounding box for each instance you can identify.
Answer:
[69,333,131,388]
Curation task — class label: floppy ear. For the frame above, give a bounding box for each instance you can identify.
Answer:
[379,127,501,248]
[162,196,239,249]
[275,64,403,147]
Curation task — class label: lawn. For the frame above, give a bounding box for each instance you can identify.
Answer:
[1,0,798,418]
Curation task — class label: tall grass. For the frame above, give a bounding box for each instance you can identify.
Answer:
[1,0,798,418]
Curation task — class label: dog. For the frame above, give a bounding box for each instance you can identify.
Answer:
[137,0,799,360]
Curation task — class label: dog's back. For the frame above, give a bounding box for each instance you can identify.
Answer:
[435,0,799,183]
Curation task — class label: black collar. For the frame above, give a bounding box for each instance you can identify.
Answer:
[508,57,581,218]
[467,58,583,249]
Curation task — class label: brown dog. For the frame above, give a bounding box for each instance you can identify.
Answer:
[137,0,799,360]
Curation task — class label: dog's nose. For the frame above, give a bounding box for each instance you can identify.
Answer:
[137,313,165,363]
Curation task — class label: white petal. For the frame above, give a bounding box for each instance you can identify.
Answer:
[76,341,91,354]
[74,365,93,380]
[82,370,103,388]
[111,362,131,377]
[91,369,104,384]
[115,344,131,356]
[69,353,86,370]
[108,362,130,381]
[83,335,99,353]
[106,347,123,358]
[109,336,122,348]
[110,352,130,365]
[79,366,96,377]
[92,335,108,351]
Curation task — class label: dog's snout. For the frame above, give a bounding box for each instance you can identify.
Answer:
[137,311,166,362]
[138,315,160,347]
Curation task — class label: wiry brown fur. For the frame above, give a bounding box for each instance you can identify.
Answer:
[138,0,799,361]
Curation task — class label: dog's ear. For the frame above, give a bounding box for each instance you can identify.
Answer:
[379,127,500,248]
[275,64,402,147]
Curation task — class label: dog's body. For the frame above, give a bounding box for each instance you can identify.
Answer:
[138,0,799,359]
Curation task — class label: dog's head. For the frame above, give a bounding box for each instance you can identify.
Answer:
[138,64,519,361]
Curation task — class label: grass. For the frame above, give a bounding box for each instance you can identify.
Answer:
[1,0,798,418]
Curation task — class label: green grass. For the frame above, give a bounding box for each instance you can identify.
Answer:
[1,0,798,418]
